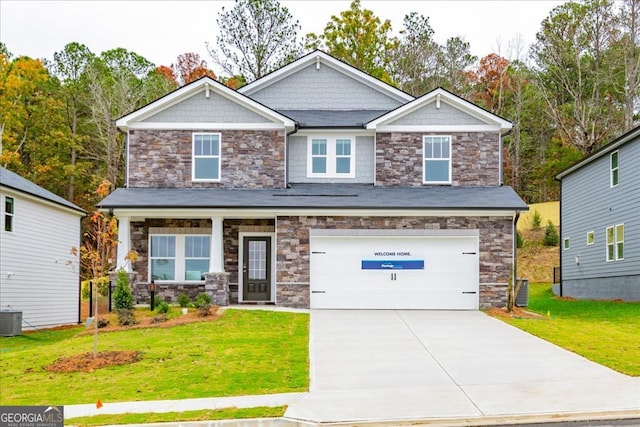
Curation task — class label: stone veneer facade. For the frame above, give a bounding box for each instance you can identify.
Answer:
[375,132,501,186]
[127,129,286,188]
[276,215,513,308]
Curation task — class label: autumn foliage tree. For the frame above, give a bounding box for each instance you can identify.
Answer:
[173,52,216,85]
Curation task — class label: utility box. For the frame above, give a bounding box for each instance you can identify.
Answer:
[0,310,23,336]
[516,279,529,307]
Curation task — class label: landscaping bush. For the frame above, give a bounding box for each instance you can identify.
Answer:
[113,270,134,311]
[195,293,212,316]
[531,210,542,230]
[543,220,559,246]
[156,301,169,314]
[153,294,164,308]
[152,314,167,324]
[177,293,191,308]
[116,309,137,326]
[97,318,110,328]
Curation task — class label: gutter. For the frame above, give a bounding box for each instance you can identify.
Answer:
[514,210,520,301]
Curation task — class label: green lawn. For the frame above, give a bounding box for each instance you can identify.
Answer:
[0,309,309,406]
[66,406,286,427]
[495,283,640,376]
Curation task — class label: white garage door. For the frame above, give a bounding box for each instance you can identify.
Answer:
[310,234,479,310]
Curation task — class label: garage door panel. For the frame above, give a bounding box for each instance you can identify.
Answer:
[310,235,479,310]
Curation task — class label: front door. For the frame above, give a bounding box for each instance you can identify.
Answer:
[242,236,271,301]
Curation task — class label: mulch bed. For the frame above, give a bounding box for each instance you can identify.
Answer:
[45,351,143,373]
[487,306,546,320]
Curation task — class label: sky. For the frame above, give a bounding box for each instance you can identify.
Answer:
[0,0,564,73]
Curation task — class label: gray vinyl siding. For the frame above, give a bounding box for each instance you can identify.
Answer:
[561,139,640,285]
[287,135,375,184]
[389,101,486,126]
[248,63,404,111]
[143,92,272,123]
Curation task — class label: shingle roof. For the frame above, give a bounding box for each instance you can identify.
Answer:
[98,184,528,211]
[277,110,388,128]
[0,167,85,214]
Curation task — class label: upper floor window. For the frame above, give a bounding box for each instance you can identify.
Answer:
[307,136,355,178]
[150,234,211,281]
[193,133,221,181]
[423,136,451,184]
[587,231,594,245]
[610,151,619,187]
[606,224,624,262]
[4,196,14,232]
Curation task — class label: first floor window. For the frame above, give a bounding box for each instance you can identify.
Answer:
[150,234,211,281]
[606,224,624,261]
[193,133,221,181]
[4,196,14,232]
[563,238,570,250]
[423,135,451,184]
[587,231,594,245]
[307,136,355,177]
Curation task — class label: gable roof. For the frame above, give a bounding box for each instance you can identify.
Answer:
[239,50,414,105]
[555,125,640,180]
[366,87,512,133]
[115,77,296,132]
[0,167,85,215]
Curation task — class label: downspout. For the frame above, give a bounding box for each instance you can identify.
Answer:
[555,175,563,296]
[77,214,83,325]
[284,124,298,188]
[513,210,521,301]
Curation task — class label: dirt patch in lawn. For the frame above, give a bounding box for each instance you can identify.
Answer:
[487,306,546,320]
[44,351,143,373]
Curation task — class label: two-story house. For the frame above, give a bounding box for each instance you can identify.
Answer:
[555,126,640,301]
[99,50,527,310]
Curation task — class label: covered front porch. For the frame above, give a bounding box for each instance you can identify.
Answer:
[114,213,279,307]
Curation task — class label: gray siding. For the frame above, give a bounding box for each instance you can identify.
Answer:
[248,63,403,111]
[143,92,272,123]
[561,139,640,286]
[389,101,486,126]
[287,135,375,184]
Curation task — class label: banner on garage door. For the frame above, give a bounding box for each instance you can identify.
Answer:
[361,260,425,270]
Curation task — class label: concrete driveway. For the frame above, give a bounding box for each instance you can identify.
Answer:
[285,310,640,424]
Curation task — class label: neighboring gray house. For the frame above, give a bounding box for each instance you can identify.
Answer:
[99,50,527,310]
[556,126,640,301]
[0,167,85,329]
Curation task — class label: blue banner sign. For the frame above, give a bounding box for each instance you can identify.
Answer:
[361,260,424,270]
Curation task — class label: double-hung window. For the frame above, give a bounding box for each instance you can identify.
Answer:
[3,196,14,232]
[610,151,619,187]
[150,234,211,281]
[606,224,624,262]
[308,136,355,177]
[193,133,221,181]
[423,136,452,184]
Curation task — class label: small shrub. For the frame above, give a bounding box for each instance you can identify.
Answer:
[177,293,191,308]
[516,229,524,248]
[195,293,212,317]
[531,210,542,230]
[97,318,110,328]
[156,301,169,314]
[153,294,164,308]
[152,314,167,324]
[117,308,137,326]
[543,220,559,246]
[113,270,134,310]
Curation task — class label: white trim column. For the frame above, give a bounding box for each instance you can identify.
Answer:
[210,217,224,273]
[116,216,132,272]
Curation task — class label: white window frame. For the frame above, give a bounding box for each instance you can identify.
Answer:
[606,224,624,262]
[563,238,570,250]
[192,132,221,182]
[586,231,594,246]
[149,233,211,282]
[610,150,619,187]
[3,196,14,233]
[306,135,356,178]
[423,135,452,184]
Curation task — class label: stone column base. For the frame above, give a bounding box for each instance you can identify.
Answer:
[205,272,231,306]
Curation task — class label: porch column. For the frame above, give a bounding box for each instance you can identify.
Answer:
[116,216,132,272]
[210,217,224,273]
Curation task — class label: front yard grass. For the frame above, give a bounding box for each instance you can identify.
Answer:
[66,406,286,427]
[494,283,640,376]
[0,309,309,406]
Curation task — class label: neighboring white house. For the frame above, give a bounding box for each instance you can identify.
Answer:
[0,167,85,330]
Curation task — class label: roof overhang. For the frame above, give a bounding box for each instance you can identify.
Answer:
[116,77,296,133]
